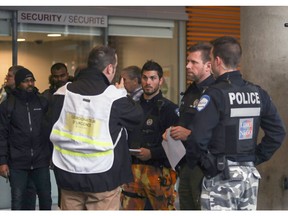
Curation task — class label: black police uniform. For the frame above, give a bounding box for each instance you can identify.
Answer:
[178,75,215,153]
[177,75,215,210]
[186,70,286,178]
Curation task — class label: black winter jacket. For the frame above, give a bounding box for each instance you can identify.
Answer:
[51,68,144,193]
[0,87,50,169]
[130,92,179,168]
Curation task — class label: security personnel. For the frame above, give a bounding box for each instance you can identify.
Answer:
[164,42,215,210]
[121,60,179,210]
[186,36,286,210]
[50,45,143,210]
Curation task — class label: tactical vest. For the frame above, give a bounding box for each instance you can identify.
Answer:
[209,81,262,158]
[140,99,165,149]
[178,84,208,126]
[51,83,127,174]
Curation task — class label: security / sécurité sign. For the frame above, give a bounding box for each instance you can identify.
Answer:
[18,11,108,27]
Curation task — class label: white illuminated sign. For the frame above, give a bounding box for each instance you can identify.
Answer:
[18,11,107,27]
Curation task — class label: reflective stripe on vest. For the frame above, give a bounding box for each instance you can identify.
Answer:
[51,84,127,174]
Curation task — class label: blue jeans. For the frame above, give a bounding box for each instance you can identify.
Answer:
[22,178,37,210]
[9,167,52,210]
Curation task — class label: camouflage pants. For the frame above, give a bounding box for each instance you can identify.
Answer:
[201,165,261,210]
[121,164,177,210]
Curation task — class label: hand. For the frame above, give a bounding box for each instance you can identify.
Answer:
[131,148,151,161]
[0,164,9,178]
[115,77,124,89]
[170,126,191,141]
[162,129,168,141]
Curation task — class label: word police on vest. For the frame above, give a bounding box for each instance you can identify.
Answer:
[228,92,260,105]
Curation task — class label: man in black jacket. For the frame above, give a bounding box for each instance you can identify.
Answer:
[186,36,286,210]
[41,62,72,209]
[0,68,52,210]
[163,43,215,210]
[121,60,179,210]
[50,45,143,210]
[0,65,44,210]
[42,62,72,101]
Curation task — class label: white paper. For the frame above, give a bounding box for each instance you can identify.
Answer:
[129,148,141,152]
[162,127,186,170]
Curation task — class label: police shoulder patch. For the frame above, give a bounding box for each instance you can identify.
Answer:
[196,95,210,111]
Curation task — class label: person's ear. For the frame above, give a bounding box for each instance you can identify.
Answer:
[215,56,223,67]
[205,61,212,73]
[103,64,113,76]
[107,64,114,75]
[159,76,164,86]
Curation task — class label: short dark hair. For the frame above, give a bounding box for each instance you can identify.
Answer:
[210,36,242,68]
[51,63,67,73]
[187,42,212,63]
[121,65,141,84]
[87,45,116,71]
[8,65,24,75]
[141,60,163,79]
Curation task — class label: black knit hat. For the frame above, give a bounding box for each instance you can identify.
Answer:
[15,68,35,87]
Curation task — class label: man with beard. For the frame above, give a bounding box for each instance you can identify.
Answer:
[186,36,286,210]
[0,68,52,210]
[41,63,72,209]
[163,43,215,210]
[0,65,44,210]
[42,63,71,100]
[121,60,179,210]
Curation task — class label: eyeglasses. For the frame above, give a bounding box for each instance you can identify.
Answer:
[22,78,35,84]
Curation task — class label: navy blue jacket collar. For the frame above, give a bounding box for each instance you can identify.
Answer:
[76,67,110,86]
[215,70,242,83]
[140,91,163,103]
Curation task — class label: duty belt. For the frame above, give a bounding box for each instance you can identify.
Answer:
[227,160,254,166]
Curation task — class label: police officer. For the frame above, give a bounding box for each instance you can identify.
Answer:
[164,42,215,210]
[121,60,179,210]
[185,36,286,210]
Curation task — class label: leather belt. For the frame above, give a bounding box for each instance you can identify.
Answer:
[227,160,254,166]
